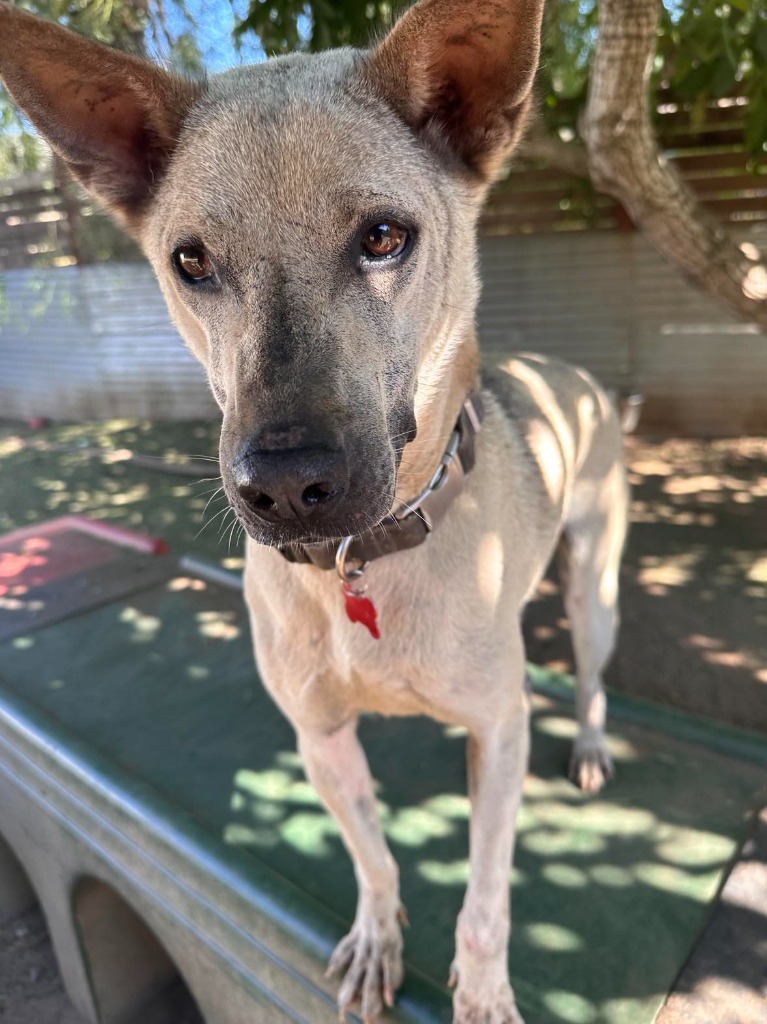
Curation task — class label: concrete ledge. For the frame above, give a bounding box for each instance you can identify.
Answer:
[0,685,445,1023]
[657,807,767,1024]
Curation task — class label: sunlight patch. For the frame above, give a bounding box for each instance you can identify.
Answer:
[543,989,597,1023]
[223,823,279,849]
[634,861,718,902]
[523,922,583,952]
[589,864,633,888]
[521,829,606,857]
[655,830,735,868]
[418,859,469,885]
[540,863,589,889]
[386,806,455,847]
[280,812,339,857]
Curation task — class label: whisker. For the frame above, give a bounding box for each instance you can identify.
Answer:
[201,486,225,519]
[218,507,236,541]
[226,515,239,554]
[393,495,427,525]
[195,503,231,540]
[190,476,223,487]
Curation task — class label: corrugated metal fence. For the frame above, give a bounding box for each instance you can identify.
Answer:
[0,263,216,421]
[477,227,767,436]
[1,229,765,434]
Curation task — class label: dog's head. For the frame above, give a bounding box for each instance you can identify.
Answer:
[0,0,543,546]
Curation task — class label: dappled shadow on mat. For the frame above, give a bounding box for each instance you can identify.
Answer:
[2,579,764,1024]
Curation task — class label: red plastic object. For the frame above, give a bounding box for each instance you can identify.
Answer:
[0,516,168,556]
[342,584,381,639]
[0,517,168,597]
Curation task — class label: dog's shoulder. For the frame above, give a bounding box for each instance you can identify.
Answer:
[484,353,617,456]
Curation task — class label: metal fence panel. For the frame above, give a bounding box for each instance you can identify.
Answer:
[1,231,766,434]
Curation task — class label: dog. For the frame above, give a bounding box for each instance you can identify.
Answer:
[0,2,628,1020]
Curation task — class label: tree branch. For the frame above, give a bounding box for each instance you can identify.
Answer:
[516,123,589,178]
[581,0,767,329]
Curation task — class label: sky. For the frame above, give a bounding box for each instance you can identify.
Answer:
[159,0,273,71]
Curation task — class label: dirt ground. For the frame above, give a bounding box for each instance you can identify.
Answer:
[0,909,83,1024]
[0,906,203,1023]
[0,425,765,1022]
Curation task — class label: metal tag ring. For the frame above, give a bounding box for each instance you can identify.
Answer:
[335,535,369,584]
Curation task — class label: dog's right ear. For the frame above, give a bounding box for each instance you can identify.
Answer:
[0,3,204,233]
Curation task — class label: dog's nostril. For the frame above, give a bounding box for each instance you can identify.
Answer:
[251,492,277,512]
[302,482,336,507]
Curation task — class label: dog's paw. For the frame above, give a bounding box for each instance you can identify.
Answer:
[569,735,614,794]
[450,975,526,1024]
[326,906,405,1022]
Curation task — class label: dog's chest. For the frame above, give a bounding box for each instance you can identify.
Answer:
[308,574,512,724]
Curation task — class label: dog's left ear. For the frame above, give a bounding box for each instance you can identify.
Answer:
[0,3,204,233]
[365,0,544,180]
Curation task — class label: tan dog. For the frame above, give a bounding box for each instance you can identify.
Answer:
[0,2,628,1020]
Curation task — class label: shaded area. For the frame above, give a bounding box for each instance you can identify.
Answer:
[0,906,202,1024]
[0,908,84,1024]
[1,578,765,1024]
[524,436,767,732]
[73,878,204,1024]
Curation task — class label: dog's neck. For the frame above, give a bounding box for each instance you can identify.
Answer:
[395,326,481,503]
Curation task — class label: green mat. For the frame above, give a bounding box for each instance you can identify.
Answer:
[1,575,765,1024]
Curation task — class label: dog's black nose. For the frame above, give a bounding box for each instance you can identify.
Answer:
[233,439,350,524]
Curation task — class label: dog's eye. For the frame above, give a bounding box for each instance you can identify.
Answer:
[361,223,409,260]
[173,245,214,283]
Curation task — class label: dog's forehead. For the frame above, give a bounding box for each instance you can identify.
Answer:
[167,51,432,228]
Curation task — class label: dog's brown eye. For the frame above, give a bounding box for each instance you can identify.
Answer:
[173,245,214,283]
[362,223,409,260]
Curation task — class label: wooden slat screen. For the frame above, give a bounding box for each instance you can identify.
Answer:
[482,97,767,236]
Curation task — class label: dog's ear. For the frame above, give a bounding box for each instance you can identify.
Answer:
[365,0,544,180]
[0,3,204,232]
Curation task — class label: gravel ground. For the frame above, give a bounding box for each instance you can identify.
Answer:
[0,909,83,1024]
[0,907,204,1024]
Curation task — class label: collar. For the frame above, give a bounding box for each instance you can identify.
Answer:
[278,390,485,573]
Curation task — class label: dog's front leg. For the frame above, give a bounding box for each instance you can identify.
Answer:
[451,656,530,1024]
[298,720,404,1021]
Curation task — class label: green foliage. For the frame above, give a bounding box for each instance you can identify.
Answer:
[542,0,767,156]
[0,105,49,176]
[232,0,408,53]
[234,0,767,157]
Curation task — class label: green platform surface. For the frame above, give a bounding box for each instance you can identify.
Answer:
[1,575,766,1024]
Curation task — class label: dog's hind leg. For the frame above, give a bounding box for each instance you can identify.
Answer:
[558,458,628,793]
[298,719,404,1021]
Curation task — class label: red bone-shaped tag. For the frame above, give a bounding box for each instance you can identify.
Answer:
[343,584,380,639]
